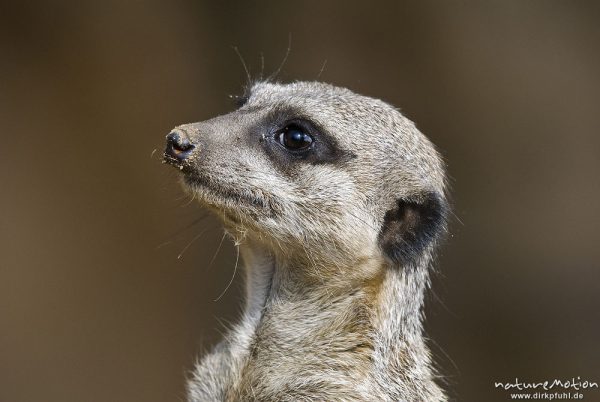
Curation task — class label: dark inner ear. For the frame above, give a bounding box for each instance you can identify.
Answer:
[378,192,448,266]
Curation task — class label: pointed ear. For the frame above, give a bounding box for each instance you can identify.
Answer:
[378,192,448,266]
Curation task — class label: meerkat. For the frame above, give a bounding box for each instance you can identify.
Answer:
[164,81,449,401]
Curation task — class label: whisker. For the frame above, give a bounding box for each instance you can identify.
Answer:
[156,240,172,250]
[160,213,211,245]
[214,244,240,302]
[232,46,251,87]
[177,228,208,260]
[181,192,197,207]
[205,231,228,271]
[174,193,191,202]
[259,52,265,81]
[316,59,328,80]
[450,210,464,226]
[268,33,291,81]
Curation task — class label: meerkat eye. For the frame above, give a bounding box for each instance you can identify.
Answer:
[277,124,313,150]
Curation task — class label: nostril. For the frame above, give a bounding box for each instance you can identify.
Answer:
[167,132,194,152]
[166,131,195,160]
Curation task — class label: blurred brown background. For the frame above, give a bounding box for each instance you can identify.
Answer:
[1,1,599,401]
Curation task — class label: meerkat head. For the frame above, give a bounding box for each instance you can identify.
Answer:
[164,81,447,277]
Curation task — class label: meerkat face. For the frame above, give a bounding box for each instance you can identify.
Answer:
[164,81,447,270]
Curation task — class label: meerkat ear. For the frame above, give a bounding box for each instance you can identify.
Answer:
[378,192,448,266]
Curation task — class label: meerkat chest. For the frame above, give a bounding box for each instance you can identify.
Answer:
[226,295,378,401]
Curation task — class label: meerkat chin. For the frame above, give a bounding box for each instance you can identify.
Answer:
[164,81,449,401]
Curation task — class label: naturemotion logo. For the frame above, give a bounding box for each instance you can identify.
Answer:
[495,377,598,400]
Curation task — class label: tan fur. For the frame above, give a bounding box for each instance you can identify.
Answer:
[164,81,449,401]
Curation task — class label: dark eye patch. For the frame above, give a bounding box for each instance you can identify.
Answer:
[255,106,356,171]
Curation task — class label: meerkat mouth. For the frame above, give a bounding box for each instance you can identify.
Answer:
[183,173,267,210]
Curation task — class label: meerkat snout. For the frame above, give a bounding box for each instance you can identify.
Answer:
[165,130,196,163]
[164,81,449,401]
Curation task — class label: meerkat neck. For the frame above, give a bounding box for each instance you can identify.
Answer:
[231,242,442,400]
[239,241,430,336]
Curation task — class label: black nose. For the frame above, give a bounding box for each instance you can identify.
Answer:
[165,131,195,162]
